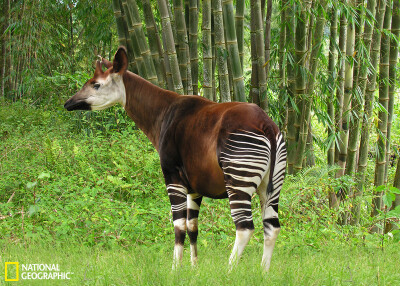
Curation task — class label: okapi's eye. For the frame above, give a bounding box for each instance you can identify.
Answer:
[93,83,101,90]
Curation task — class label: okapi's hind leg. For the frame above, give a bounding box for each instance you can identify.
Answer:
[258,133,286,272]
[167,184,188,269]
[227,190,255,268]
[187,193,203,266]
[220,131,272,269]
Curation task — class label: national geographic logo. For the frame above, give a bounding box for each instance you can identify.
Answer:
[4,262,73,281]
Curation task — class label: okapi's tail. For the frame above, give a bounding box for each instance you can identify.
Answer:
[267,133,287,194]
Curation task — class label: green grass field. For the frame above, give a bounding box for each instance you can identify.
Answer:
[1,241,399,285]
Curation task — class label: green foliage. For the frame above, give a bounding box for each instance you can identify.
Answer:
[0,101,169,247]
[2,102,399,250]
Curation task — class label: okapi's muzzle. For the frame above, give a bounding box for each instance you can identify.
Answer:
[64,96,91,111]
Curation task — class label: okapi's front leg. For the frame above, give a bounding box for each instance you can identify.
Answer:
[167,184,188,268]
[187,193,203,266]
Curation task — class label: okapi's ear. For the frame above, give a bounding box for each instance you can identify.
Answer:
[94,60,103,77]
[113,46,128,74]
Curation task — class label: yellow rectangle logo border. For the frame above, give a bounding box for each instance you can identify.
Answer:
[5,262,19,282]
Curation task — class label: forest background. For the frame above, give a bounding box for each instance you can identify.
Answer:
[1,0,400,284]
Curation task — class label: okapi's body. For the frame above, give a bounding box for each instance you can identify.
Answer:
[64,47,286,271]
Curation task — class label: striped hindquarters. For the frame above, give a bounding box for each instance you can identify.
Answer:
[219,130,271,228]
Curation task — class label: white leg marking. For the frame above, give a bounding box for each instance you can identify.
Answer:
[190,243,198,266]
[261,228,280,272]
[187,218,199,266]
[229,229,254,269]
[172,218,186,269]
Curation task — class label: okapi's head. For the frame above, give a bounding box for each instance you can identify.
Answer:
[64,47,128,111]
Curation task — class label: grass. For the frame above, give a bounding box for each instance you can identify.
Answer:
[1,241,399,285]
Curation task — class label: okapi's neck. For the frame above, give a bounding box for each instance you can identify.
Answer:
[122,72,179,150]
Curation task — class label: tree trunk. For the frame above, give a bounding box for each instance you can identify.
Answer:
[202,0,213,99]
[371,0,391,233]
[212,0,230,102]
[222,0,246,102]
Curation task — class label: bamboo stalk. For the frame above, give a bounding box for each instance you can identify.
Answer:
[250,0,259,105]
[351,0,377,225]
[0,0,5,99]
[202,0,213,100]
[372,0,391,231]
[211,12,217,101]
[222,0,246,102]
[292,0,311,174]
[112,0,136,72]
[384,0,400,184]
[157,0,184,94]
[142,0,166,87]
[173,0,192,94]
[162,30,175,91]
[264,0,272,77]
[327,5,338,166]
[385,0,400,231]
[235,0,244,70]
[394,157,400,209]
[336,0,354,179]
[352,0,365,83]
[212,0,231,102]
[125,0,158,85]
[345,0,368,175]
[121,0,147,77]
[294,0,328,174]
[189,0,199,95]
[285,0,296,175]
[357,0,386,187]
[334,4,347,168]
[251,0,268,111]
[277,0,287,131]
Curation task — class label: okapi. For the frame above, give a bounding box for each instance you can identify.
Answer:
[64,47,286,271]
